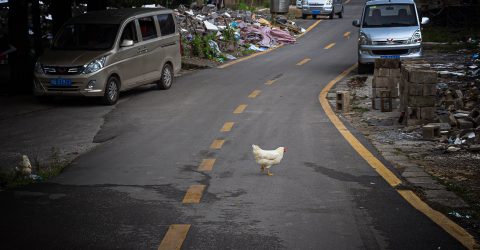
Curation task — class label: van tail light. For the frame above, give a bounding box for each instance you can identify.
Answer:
[179,36,183,56]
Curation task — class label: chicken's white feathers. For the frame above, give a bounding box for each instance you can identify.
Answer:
[252,144,285,168]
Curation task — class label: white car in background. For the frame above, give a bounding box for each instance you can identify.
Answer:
[300,0,344,19]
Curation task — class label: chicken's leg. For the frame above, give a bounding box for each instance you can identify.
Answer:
[260,165,265,172]
[267,169,273,176]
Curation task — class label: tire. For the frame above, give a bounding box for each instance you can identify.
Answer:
[329,12,334,19]
[157,63,173,90]
[312,14,317,19]
[338,8,343,18]
[302,14,307,19]
[357,61,369,74]
[102,76,119,105]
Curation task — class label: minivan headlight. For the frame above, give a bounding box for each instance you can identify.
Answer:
[302,0,308,5]
[83,56,106,74]
[34,62,44,74]
[408,29,422,44]
[358,32,371,45]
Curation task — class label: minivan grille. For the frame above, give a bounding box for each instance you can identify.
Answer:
[373,40,408,45]
[372,49,409,55]
[43,66,84,75]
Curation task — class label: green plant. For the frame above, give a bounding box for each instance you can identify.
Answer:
[237,1,256,11]
[263,0,270,8]
[191,35,203,57]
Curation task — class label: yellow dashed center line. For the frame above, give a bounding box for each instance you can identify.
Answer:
[343,31,351,39]
[296,58,311,66]
[324,43,336,49]
[210,139,225,149]
[248,90,261,98]
[158,224,191,250]
[221,122,235,132]
[265,79,278,85]
[198,158,216,171]
[182,185,206,204]
[233,104,247,113]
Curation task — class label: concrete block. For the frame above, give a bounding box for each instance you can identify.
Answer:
[423,84,436,96]
[372,87,388,98]
[408,96,435,107]
[409,83,423,96]
[420,107,436,121]
[375,58,400,69]
[374,68,390,77]
[372,76,391,88]
[408,70,438,84]
[456,118,474,129]
[390,68,401,78]
[423,124,440,139]
[336,91,351,112]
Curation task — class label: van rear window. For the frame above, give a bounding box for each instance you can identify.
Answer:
[157,14,176,36]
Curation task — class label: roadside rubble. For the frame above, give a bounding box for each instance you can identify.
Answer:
[329,48,480,237]
[175,5,305,62]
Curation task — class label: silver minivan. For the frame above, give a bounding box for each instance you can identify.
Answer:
[352,0,429,73]
[34,8,181,105]
[301,0,344,19]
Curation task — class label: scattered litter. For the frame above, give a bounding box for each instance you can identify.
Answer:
[448,211,472,219]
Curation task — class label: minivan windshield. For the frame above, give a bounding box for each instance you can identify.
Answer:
[363,4,418,28]
[53,23,119,50]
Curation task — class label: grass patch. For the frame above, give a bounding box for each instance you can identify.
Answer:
[0,147,70,190]
[352,106,369,113]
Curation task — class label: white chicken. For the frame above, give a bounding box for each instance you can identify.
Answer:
[15,155,32,176]
[252,144,286,176]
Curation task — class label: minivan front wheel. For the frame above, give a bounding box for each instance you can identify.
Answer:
[102,76,119,105]
[157,63,173,90]
[358,62,369,74]
[329,12,334,19]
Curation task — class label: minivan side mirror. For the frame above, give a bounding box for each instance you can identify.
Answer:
[352,19,360,27]
[120,39,134,47]
[421,17,430,25]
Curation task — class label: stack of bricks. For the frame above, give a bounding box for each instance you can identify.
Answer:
[372,58,401,111]
[400,63,438,126]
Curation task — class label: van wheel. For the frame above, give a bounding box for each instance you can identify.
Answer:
[338,8,343,18]
[302,14,307,19]
[329,12,334,19]
[157,63,173,90]
[102,76,119,105]
[358,62,369,74]
[312,14,317,19]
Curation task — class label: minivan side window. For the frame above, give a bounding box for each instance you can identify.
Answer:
[120,21,138,44]
[157,14,176,36]
[138,16,158,41]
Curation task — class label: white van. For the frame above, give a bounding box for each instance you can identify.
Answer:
[300,0,344,19]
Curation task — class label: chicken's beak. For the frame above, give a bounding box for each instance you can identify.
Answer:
[284,147,287,153]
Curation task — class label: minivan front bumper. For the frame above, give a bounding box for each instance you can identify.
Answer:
[358,43,422,64]
[34,72,107,97]
[302,6,333,15]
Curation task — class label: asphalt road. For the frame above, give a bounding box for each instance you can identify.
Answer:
[0,1,467,249]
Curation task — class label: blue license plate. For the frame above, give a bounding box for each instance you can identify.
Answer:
[312,10,320,14]
[380,55,400,59]
[51,79,72,86]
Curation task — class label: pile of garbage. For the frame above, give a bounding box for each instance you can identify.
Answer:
[417,51,480,152]
[174,4,305,62]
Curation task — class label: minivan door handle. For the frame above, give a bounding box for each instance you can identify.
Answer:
[137,47,148,54]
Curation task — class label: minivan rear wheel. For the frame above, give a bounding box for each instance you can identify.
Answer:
[157,63,173,90]
[102,76,119,105]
